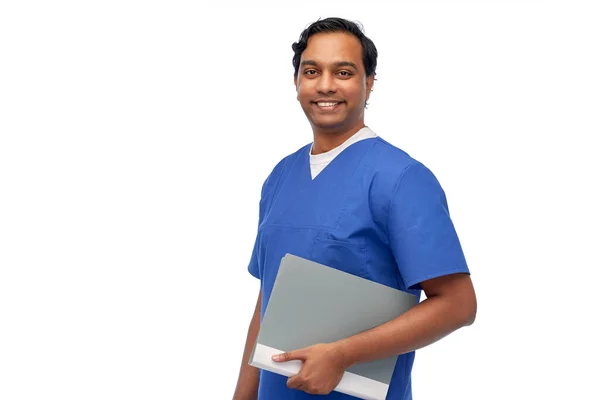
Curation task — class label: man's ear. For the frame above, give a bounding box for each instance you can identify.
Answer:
[294,75,299,100]
[365,74,375,102]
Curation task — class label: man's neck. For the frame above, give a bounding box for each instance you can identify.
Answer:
[311,122,366,155]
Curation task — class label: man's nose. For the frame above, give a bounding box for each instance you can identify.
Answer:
[316,73,337,94]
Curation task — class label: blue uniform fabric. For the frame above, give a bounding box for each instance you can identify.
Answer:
[248,137,470,400]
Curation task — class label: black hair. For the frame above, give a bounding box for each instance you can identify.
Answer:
[291,17,378,79]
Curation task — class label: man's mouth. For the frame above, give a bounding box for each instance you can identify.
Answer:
[317,101,341,107]
[313,101,345,110]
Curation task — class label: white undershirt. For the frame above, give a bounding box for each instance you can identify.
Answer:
[309,126,378,179]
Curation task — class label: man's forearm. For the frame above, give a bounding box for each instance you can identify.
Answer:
[233,292,262,400]
[335,290,476,368]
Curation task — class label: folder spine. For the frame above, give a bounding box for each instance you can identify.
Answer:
[250,343,388,400]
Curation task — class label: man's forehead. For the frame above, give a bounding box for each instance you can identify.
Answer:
[301,33,363,69]
[303,32,361,55]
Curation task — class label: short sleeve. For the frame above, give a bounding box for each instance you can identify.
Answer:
[247,179,269,280]
[247,156,286,279]
[388,162,470,290]
[247,237,261,279]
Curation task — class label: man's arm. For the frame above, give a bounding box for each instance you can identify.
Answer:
[334,272,477,367]
[273,273,476,395]
[232,290,262,400]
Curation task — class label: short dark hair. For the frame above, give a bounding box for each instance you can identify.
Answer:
[291,17,378,78]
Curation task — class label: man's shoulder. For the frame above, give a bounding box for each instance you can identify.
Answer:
[259,142,311,195]
[269,142,311,175]
[370,136,422,177]
[367,136,444,198]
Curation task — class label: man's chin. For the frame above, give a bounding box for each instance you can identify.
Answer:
[309,117,346,131]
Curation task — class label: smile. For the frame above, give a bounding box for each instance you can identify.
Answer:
[313,101,344,111]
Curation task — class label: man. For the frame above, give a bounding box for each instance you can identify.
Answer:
[233,17,477,400]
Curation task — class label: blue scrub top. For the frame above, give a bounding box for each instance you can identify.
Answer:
[248,137,470,400]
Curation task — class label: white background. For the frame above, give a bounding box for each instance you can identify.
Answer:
[1,1,599,399]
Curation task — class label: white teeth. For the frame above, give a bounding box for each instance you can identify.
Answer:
[317,102,339,107]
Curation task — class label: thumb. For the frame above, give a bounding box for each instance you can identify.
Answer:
[272,349,305,363]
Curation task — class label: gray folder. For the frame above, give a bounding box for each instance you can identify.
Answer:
[249,253,418,400]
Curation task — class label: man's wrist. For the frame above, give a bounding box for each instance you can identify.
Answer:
[331,338,357,370]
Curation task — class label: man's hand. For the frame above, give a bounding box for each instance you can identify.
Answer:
[271,343,347,395]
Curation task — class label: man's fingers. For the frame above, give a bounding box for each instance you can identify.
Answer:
[272,349,306,362]
[286,374,302,389]
[271,351,291,362]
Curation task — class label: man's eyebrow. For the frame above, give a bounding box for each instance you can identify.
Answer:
[333,61,359,70]
[300,60,359,70]
[300,60,319,67]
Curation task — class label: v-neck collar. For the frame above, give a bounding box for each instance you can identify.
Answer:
[308,127,378,181]
[263,137,378,230]
[300,136,378,185]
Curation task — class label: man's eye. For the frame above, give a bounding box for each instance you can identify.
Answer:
[304,70,317,75]
[338,71,352,77]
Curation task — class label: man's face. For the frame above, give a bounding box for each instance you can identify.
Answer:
[294,32,374,133]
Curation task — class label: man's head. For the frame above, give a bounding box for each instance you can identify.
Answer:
[292,17,378,135]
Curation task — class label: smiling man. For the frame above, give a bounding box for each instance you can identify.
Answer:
[233,17,477,400]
